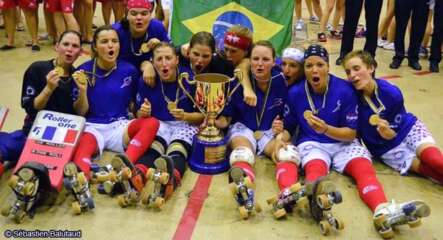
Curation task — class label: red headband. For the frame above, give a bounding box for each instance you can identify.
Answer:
[127,0,152,10]
[223,32,252,51]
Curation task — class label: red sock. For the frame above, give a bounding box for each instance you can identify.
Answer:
[72,132,98,179]
[304,159,328,183]
[420,147,443,176]
[418,162,443,185]
[232,161,255,182]
[344,157,387,212]
[276,162,298,190]
[135,163,148,176]
[126,117,159,163]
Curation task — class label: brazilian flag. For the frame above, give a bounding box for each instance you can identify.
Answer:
[171,0,294,54]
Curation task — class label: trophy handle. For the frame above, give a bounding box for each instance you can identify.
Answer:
[178,72,207,117]
[226,69,242,99]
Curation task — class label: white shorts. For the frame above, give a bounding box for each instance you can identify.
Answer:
[227,122,274,155]
[381,120,435,175]
[84,119,131,156]
[297,139,372,173]
[157,120,198,145]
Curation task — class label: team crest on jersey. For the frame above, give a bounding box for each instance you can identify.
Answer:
[332,100,342,113]
[283,104,290,117]
[120,76,132,88]
[26,86,36,96]
[268,98,284,110]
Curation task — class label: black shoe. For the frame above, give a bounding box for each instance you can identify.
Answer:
[31,45,40,52]
[335,57,343,66]
[408,61,422,71]
[0,45,15,51]
[389,59,402,69]
[430,62,439,73]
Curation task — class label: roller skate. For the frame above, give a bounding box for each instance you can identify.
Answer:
[266,182,308,219]
[140,156,175,210]
[63,162,95,214]
[110,154,143,208]
[229,167,261,220]
[373,200,431,239]
[2,167,41,223]
[307,178,344,235]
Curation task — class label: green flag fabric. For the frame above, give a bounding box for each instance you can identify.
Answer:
[171,0,294,55]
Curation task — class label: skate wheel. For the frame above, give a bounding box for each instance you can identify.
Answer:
[108,171,118,182]
[297,196,310,213]
[408,218,422,228]
[289,182,302,193]
[141,182,155,205]
[1,206,11,217]
[121,167,132,180]
[239,206,249,220]
[146,168,155,181]
[373,214,386,229]
[72,201,82,215]
[273,208,287,219]
[129,192,139,203]
[267,196,278,205]
[18,168,34,181]
[96,173,111,183]
[230,182,238,195]
[13,211,26,224]
[154,197,165,209]
[86,197,95,210]
[317,194,331,209]
[159,172,170,185]
[8,175,20,188]
[78,172,87,185]
[255,203,262,213]
[117,195,128,208]
[23,182,35,196]
[320,220,331,236]
[103,181,115,194]
[379,227,394,239]
[244,177,254,189]
[334,218,345,230]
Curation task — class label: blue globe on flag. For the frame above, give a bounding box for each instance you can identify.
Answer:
[212,11,254,51]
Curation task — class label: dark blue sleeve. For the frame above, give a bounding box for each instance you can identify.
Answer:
[283,93,299,134]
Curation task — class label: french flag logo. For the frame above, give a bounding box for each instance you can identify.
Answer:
[41,126,78,144]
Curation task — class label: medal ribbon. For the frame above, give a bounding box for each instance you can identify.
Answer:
[363,81,385,114]
[304,77,329,115]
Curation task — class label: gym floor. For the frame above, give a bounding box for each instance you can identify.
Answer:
[1,3,443,239]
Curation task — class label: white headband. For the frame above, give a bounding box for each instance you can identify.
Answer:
[282,48,304,63]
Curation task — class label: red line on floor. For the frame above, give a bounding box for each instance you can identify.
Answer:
[413,71,431,76]
[172,174,213,240]
[379,75,401,80]
[0,107,9,130]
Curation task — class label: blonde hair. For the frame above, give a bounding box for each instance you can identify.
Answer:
[227,25,253,41]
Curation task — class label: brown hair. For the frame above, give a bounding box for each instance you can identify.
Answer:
[190,31,216,53]
[152,41,177,58]
[343,50,378,69]
[251,40,275,58]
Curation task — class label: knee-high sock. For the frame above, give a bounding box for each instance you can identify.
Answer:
[419,146,443,176]
[344,157,387,212]
[418,161,443,185]
[126,117,159,163]
[232,161,255,182]
[72,132,98,178]
[275,162,298,190]
[304,159,328,183]
[0,161,4,177]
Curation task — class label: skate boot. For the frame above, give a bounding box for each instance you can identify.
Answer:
[306,178,344,235]
[373,200,431,239]
[110,154,144,208]
[63,162,95,214]
[1,167,40,223]
[266,182,309,219]
[229,167,261,220]
[140,156,175,210]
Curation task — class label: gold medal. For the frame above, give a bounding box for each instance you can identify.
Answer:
[303,110,313,121]
[253,130,263,140]
[73,71,88,85]
[167,102,177,110]
[54,66,64,76]
[140,43,150,53]
[369,114,381,126]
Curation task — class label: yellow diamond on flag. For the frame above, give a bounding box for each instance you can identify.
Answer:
[182,2,283,41]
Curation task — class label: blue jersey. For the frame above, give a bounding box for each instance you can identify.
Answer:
[76,60,138,124]
[113,20,170,69]
[223,69,287,131]
[357,79,417,157]
[136,66,196,121]
[284,74,359,145]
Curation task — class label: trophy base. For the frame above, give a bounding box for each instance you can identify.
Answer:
[189,136,230,175]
